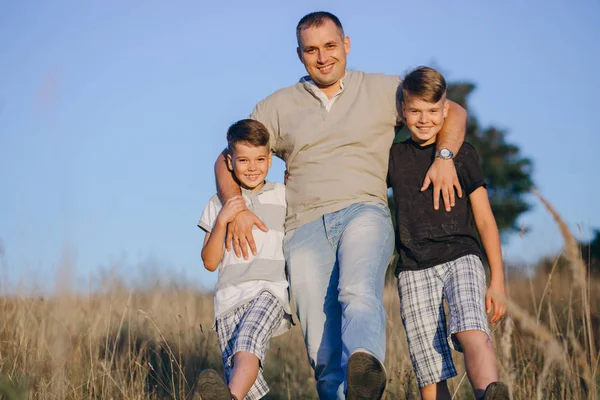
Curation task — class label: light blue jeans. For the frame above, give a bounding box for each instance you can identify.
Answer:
[283,202,394,399]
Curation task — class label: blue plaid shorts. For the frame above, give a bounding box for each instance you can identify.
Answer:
[397,254,492,388]
[216,291,284,400]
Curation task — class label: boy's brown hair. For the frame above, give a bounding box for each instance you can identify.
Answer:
[226,119,270,153]
[402,66,447,103]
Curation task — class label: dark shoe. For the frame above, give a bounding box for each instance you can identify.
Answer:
[195,369,233,400]
[346,351,387,400]
[483,381,509,400]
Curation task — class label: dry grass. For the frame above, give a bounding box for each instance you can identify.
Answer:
[0,195,598,399]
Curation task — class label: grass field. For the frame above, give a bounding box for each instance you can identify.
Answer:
[0,197,597,399]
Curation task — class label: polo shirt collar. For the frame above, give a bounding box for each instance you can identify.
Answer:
[300,71,348,96]
[241,180,276,197]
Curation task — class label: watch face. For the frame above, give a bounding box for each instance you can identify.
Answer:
[436,148,453,159]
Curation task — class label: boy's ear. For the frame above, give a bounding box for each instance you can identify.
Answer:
[268,152,272,169]
[226,153,233,171]
[443,100,450,118]
[401,101,406,117]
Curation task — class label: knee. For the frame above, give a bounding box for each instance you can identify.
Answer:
[339,286,381,309]
[339,272,385,301]
[454,330,492,350]
[339,290,386,323]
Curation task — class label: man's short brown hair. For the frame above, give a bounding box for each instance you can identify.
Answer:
[226,119,270,153]
[402,66,447,103]
[296,11,344,46]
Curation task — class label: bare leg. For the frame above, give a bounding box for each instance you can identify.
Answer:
[454,330,498,399]
[420,381,451,400]
[228,351,259,400]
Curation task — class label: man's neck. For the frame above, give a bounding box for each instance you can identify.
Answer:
[303,71,347,99]
[319,82,342,99]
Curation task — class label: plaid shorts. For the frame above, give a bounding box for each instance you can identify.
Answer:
[397,254,492,388]
[216,291,284,400]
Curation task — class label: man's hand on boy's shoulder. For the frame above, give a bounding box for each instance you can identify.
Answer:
[421,158,463,212]
[217,196,246,226]
[225,210,268,260]
[486,278,507,324]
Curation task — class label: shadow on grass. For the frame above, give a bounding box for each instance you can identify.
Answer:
[99,322,223,398]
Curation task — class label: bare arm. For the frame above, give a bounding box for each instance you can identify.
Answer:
[215,149,242,202]
[214,150,267,259]
[201,227,226,272]
[421,100,467,211]
[436,100,467,155]
[470,186,506,323]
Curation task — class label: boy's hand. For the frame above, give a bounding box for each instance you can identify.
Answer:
[486,278,507,323]
[421,158,462,212]
[218,196,247,224]
[225,210,268,259]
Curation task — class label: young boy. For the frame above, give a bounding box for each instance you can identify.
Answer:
[195,119,291,400]
[388,67,509,400]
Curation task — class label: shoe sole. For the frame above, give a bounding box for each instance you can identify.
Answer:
[195,369,231,400]
[484,382,509,400]
[346,352,386,400]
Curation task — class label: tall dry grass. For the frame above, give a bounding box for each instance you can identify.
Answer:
[0,194,598,399]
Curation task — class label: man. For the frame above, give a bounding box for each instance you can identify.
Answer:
[213,11,466,400]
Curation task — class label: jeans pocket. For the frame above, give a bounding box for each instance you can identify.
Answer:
[283,229,295,255]
[283,228,296,246]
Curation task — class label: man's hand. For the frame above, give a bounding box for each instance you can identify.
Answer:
[225,210,268,259]
[217,196,246,225]
[486,279,507,323]
[421,158,463,212]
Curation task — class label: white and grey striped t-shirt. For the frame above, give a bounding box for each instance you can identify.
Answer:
[198,181,291,336]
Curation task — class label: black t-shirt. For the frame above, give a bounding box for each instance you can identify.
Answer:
[387,139,485,275]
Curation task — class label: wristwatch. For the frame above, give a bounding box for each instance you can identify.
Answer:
[435,148,454,160]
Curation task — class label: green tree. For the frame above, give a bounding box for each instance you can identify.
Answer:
[447,82,534,234]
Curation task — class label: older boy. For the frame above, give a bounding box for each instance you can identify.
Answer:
[196,119,291,400]
[388,66,508,400]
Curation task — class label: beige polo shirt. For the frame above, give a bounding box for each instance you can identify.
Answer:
[251,70,402,231]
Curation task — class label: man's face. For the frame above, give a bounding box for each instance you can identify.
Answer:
[297,19,350,91]
[227,143,272,191]
[402,95,449,146]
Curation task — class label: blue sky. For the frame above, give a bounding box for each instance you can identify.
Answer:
[0,1,598,292]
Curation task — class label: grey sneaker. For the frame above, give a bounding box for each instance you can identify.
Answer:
[195,369,233,400]
[483,381,509,400]
[346,351,387,400]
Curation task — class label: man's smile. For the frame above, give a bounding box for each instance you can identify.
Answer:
[317,63,335,73]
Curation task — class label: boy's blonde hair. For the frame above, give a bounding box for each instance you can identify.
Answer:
[402,66,447,103]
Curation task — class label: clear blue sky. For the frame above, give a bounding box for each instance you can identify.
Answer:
[1,1,599,292]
